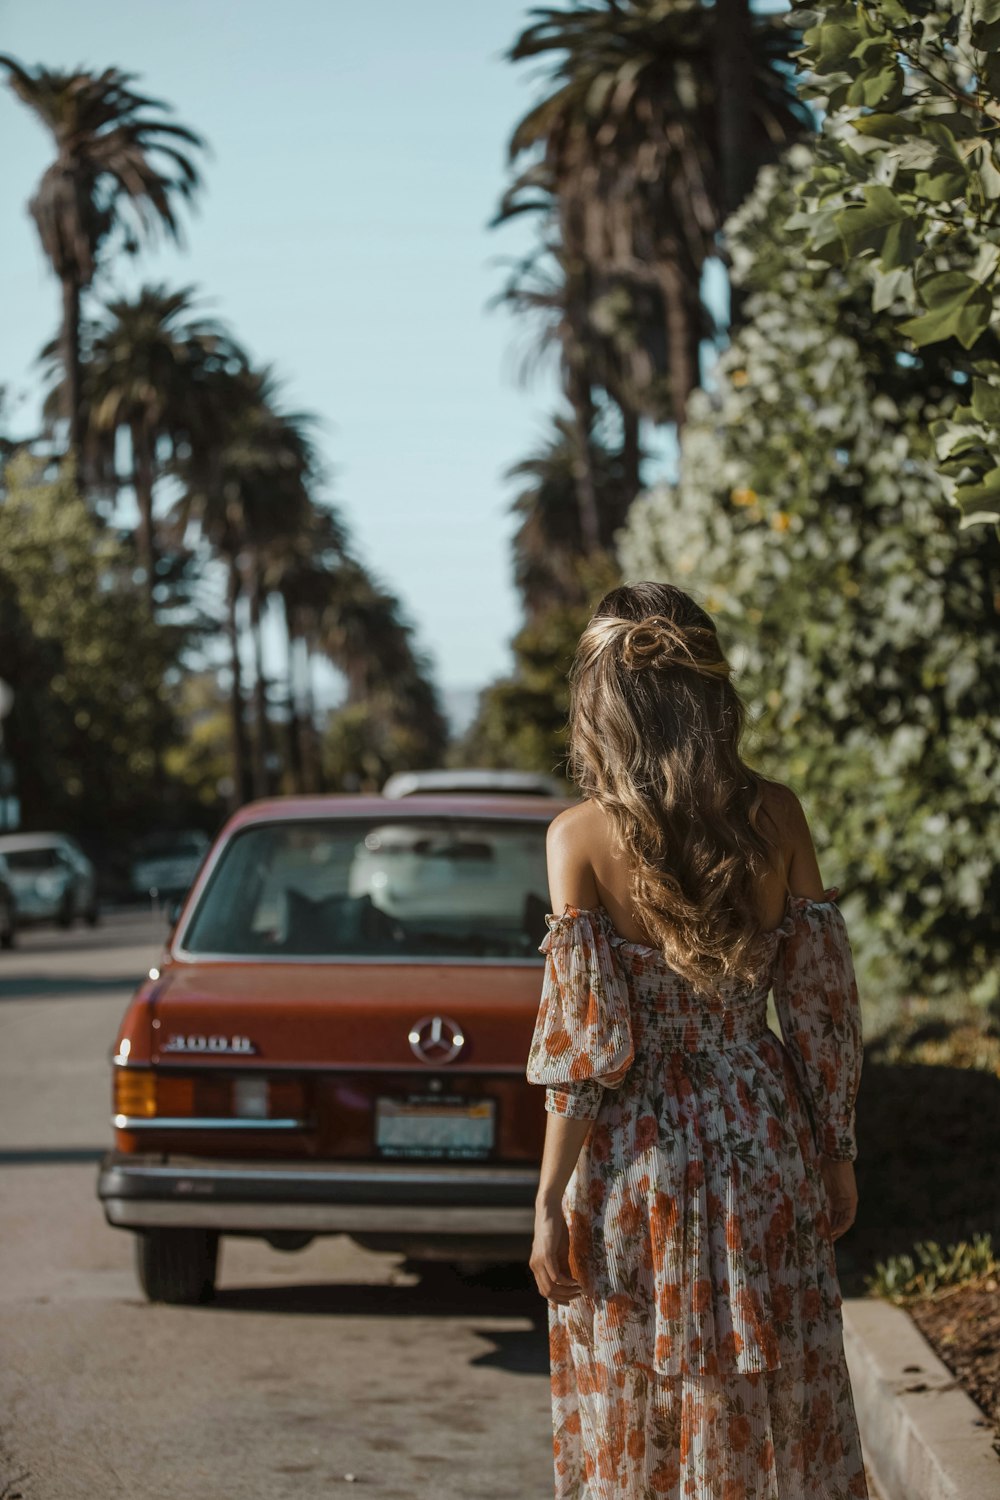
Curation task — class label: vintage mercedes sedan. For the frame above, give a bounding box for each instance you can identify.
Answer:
[97,793,567,1303]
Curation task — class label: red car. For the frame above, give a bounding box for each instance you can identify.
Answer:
[97,794,567,1303]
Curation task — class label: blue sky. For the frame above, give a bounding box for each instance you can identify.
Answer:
[0,0,608,710]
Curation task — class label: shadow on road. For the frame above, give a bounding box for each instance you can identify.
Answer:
[213,1261,541,1319]
[0,974,138,1001]
[210,1263,549,1374]
[0,1147,106,1165]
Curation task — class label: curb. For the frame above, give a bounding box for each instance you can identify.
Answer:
[842,1297,998,1500]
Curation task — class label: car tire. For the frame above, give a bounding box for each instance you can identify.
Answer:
[0,898,15,950]
[135,1228,219,1305]
[85,903,100,928]
[56,893,74,929]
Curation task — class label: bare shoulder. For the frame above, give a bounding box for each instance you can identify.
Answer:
[757,777,825,897]
[757,777,805,837]
[546,798,604,847]
[545,799,602,909]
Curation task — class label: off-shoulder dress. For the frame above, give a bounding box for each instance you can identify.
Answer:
[526,889,869,1500]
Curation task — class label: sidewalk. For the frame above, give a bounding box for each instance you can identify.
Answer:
[844,1298,999,1500]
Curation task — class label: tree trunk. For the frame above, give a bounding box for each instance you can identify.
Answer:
[657,260,698,428]
[247,558,269,800]
[713,0,755,220]
[61,275,84,489]
[559,205,602,554]
[565,360,602,553]
[620,404,642,506]
[714,0,754,329]
[131,419,157,607]
[282,601,304,794]
[298,634,322,794]
[225,553,249,808]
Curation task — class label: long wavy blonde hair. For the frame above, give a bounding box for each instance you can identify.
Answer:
[568,581,781,993]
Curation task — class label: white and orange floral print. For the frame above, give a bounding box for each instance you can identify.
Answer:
[527,890,868,1500]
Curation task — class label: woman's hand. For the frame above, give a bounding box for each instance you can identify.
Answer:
[820,1156,858,1240]
[530,1196,582,1304]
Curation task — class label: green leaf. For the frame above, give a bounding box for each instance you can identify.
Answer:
[872,265,914,311]
[913,161,968,203]
[979,150,1000,202]
[838,143,877,183]
[971,16,1000,48]
[900,272,993,348]
[984,47,1000,98]
[834,185,914,259]
[935,434,991,465]
[808,22,859,70]
[846,61,905,109]
[851,112,921,140]
[970,376,1000,423]
[879,214,920,272]
[850,36,894,67]
[954,467,1000,525]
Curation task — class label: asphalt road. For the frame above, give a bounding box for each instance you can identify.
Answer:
[0,912,554,1500]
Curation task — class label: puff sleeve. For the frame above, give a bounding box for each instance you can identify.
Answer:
[771,886,864,1161]
[526,906,635,1120]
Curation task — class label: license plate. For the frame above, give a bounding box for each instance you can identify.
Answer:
[375,1096,495,1160]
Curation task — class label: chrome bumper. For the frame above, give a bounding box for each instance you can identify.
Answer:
[97,1153,539,1235]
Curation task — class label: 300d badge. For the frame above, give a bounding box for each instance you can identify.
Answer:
[161,1034,258,1055]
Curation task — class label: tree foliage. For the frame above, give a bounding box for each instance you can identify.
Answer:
[0,56,204,466]
[460,551,619,780]
[619,145,1000,1001]
[0,454,187,836]
[788,0,1000,525]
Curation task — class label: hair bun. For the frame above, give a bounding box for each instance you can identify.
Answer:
[620,616,729,680]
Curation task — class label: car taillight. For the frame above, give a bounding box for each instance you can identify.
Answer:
[114,1070,156,1120]
[114,1069,306,1124]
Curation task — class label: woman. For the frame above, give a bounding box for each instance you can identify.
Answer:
[526,582,868,1500]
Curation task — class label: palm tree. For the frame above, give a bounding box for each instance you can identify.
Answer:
[491,212,657,520]
[41,284,244,603]
[502,2,811,424]
[507,412,631,617]
[0,58,203,475]
[315,562,449,789]
[272,508,350,793]
[172,365,316,804]
[316,560,416,705]
[714,0,756,218]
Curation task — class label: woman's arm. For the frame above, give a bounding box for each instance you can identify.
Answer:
[529,807,599,1303]
[530,1114,591,1303]
[779,786,860,1241]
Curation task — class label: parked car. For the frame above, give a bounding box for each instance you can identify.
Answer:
[0,833,99,928]
[130,829,210,902]
[0,854,18,949]
[97,792,569,1304]
[381,768,565,799]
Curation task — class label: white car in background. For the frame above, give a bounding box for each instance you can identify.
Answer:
[382,768,565,799]
[130,829,210,902]
[0,833,99,929]
[0,854,18,949]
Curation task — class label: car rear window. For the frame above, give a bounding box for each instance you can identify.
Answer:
[180,818,552,960]
[3,847,60,871]
[134,836,206,860]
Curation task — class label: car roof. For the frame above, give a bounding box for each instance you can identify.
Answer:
[0,832,69,850]
[382,768,565,798]
[223,792,575,834]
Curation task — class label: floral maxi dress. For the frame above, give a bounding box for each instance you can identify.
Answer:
[526,889,869,1500]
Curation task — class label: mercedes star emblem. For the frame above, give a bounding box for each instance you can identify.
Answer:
[408,1014,466,1065]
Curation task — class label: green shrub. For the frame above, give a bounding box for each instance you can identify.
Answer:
[865,1234,998,1303]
